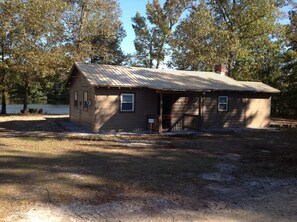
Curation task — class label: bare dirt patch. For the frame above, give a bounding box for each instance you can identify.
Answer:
[0,115,297,221]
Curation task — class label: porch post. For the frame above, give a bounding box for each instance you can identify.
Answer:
[159,93,163,133]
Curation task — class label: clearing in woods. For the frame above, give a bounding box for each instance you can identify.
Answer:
[0,115,297,221]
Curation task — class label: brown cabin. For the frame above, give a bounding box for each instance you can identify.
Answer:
[66,63,280,133]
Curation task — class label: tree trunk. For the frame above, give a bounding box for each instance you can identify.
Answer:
[23,75,29,114]
[76,2,87,59]
[1,43,7,114]
[156,37,166,69]
[228,52,234,78]
[1,88,7,114]
[149,41,153,68]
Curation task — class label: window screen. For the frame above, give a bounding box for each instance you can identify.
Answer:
[120,94,134,112]
[218,96,228,111]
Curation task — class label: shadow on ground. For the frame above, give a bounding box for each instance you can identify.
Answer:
[0,116,297,221]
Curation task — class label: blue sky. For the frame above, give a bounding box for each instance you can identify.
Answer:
[119,0,165,55]
[119,0,147,54]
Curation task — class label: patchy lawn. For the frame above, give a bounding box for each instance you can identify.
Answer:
[0,115,297,221]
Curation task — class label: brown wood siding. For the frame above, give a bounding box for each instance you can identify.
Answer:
[201,92,271,129]
[245,94,271,128]
[171,95,200,119]
[168,92,271,129]
[201,93,246,128]
[94,88,158,132]
[69,70,95,131]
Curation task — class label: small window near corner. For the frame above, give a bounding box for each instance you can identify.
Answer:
[74,91,78,108]
[120,93,134,112]
[83,91,88,110]
[218,96,228,112]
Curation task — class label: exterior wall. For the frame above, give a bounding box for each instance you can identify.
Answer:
[201,93,246,129]
[245,94,271,128]
[171,95,200,120]
[169,94,201,130]
[168,92,272,130]
[94,88,158,132]
[69,70,95,131]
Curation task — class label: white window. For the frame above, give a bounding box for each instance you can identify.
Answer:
[120,93,134,112]
[218,96,228,112]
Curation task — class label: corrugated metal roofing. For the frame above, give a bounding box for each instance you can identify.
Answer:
[71,63,280,93]
[239,81,280,93]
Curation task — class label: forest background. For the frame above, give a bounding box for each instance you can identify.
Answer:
[0,0,296,116]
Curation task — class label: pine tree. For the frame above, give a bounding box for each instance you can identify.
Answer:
[132,0,190,68]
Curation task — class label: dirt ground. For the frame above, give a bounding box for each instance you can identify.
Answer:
[0,115,297,222]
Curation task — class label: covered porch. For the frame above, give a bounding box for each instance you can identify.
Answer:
[148,91,203,133]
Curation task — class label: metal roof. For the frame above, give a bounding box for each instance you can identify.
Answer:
[239,81,280,93]
[70,63,280,93]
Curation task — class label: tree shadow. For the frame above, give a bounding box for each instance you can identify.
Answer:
[0,131,297,220]
[0,117,72,139]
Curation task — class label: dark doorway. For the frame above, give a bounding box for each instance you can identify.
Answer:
[162,95,172,130]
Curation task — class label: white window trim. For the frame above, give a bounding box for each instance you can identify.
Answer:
[218,96,228,112]
[120,93,135,112]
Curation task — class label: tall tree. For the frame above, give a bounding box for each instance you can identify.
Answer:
[170,0,286,78]
[64,0,125,64]
[0,1,15,114]
[169,1,220,71]
[4,0,67,113]
[132,0,190,68]
[90,26,126,65]
[280,9,297,116]
[0,0,125,114]
[132,12,159,68]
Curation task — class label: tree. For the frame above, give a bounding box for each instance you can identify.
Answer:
[169,1,221,71]
[64,0,125,64]
[3,0,68,113]
[90,26,126,65]
[0,0,125,114]
[0,1,15,114]
[280,9,297,116]
[170,0,287,78]
[132,0,190,68]
[132,12,159,68]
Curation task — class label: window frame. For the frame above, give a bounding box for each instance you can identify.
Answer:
[120,93,135,112]
[83,91,88,110]
[74,91,78,109]
[218,96,228,112]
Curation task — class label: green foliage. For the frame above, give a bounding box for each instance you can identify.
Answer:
[131,12,158,68]
[170,0,286,79]
[277,9,297,116]
[132,0,190,68]
[0,0,69,112]
[90,26,126,65]
[170,1,221,71]
[64,0,125,63]
[0,0,124,113]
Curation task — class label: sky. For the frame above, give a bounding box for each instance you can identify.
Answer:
[119,0,165,55]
